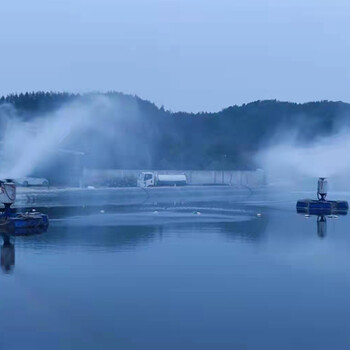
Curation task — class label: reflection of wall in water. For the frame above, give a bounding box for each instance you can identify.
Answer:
[219,215,268,242]
[24,225,163,252]
[165,215,268,243]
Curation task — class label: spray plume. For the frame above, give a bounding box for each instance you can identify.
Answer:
[0,96,133,179]
[257,127,350,188]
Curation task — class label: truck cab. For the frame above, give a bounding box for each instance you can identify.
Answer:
[137,172,155,187]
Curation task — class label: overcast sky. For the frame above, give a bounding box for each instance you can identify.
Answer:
[1,0,350,112]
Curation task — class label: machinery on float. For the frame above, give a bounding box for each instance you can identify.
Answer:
[0,179,49,231]
[0,179,48,272]
[317,177,328,200]
[296,178,348,239]
[297,177,348,215]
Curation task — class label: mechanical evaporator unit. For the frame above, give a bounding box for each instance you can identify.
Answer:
[297,177,348,215]
[0,180,16,213]
[0,179,49,231]
[317,177,327,201]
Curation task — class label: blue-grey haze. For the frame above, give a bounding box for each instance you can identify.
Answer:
[1,0,350,112]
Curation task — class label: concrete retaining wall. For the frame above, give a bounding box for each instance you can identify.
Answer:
[83,169,265,188]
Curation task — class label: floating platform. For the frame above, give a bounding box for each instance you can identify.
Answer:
[296,199,349,215]
[0,212,49,233]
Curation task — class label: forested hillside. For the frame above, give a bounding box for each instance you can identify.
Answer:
[0,92,348,171]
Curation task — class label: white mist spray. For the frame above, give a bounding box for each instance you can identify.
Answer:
[0,96,115,179]
[257,128,350,188]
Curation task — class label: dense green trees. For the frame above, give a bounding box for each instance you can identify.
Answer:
[0,92,348,172]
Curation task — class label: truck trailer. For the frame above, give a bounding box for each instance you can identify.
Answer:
[137,172,187,187]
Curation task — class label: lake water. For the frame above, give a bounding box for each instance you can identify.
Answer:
[1,188,350,349]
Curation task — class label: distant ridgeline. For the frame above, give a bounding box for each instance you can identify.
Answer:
[0,92,349,184]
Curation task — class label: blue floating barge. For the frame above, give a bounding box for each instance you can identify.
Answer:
[0,212,49,233]
[297,199,349,215]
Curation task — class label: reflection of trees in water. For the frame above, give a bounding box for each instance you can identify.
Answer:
[19,225,162,252]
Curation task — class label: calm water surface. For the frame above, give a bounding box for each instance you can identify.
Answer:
[1,189,350,349]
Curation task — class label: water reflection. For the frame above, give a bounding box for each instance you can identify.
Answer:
[3,192,350,349]
[317,215,327,239]
[297,207,347,239]
[1,235,14,273]
[219,214,268,242]
[0,226,47,273]
[22,225,162,253]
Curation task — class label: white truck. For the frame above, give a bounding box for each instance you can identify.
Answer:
[137,172,187,187]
